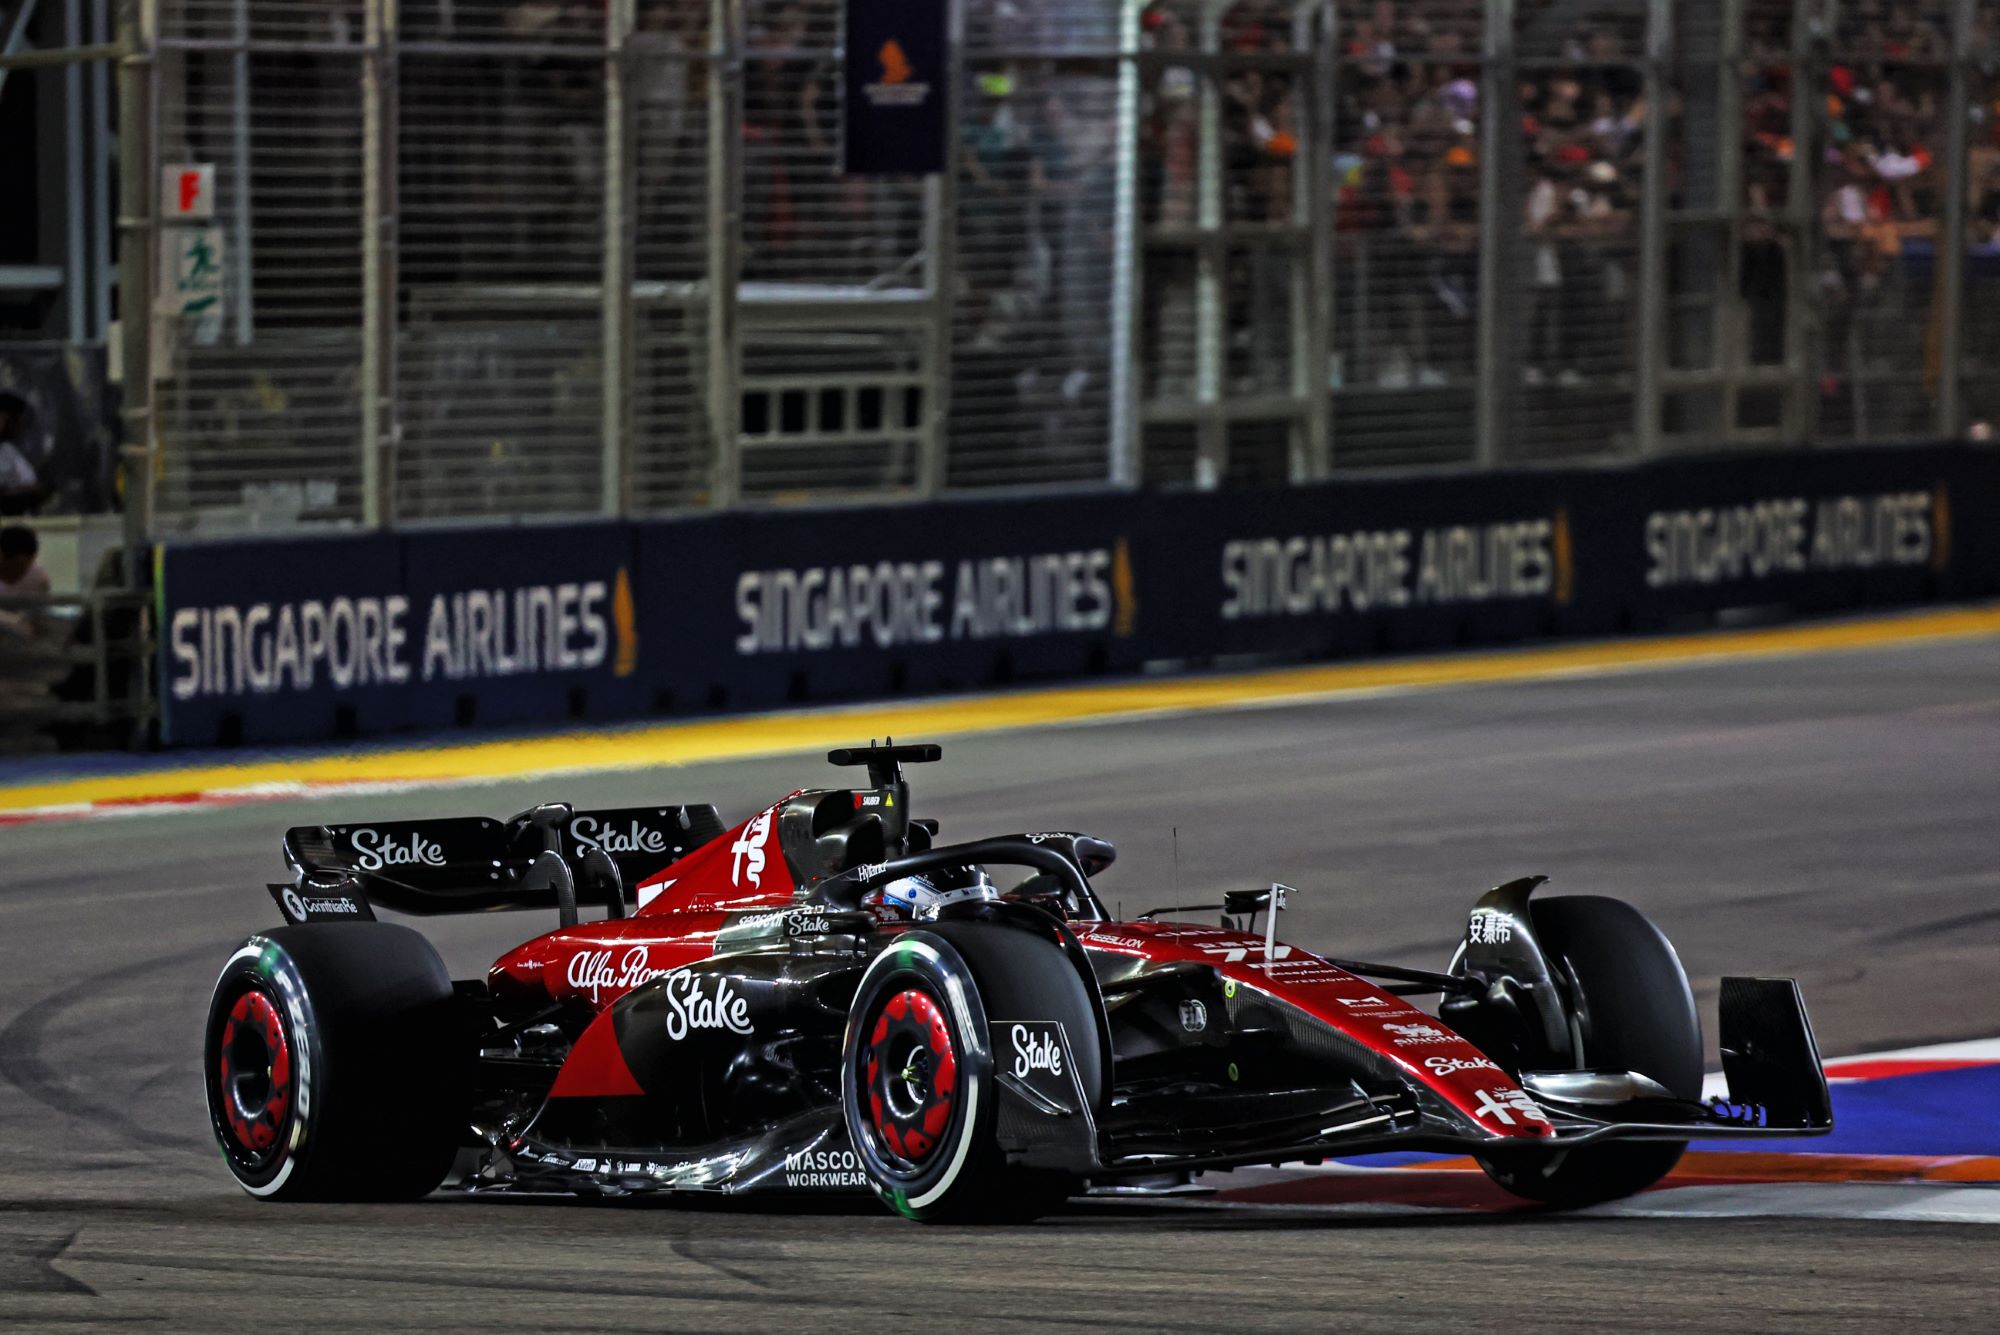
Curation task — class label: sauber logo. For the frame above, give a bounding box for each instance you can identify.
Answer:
[569,815,668,856]
[731,809,775,888]
[349,828,446,871]
[1383,1021,1455,1047]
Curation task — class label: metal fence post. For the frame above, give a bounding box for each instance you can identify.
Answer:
[601,0,638,515]
[1108,1,1145,488]
[1936,0,1972,439]
[706,0,744,509]
[1786,0,1821,445]
[916,0,964,498]
[229,0,253,344]
[1475,0,1516,467]
[91,0,115,339]
[1296,0,1335,480]
[1193,0,1226,489]
[1634,0,1671,458]
[115,0,155,588]
[63,0,87,340]
[360,0,397,528]
[1716,0,1747,443]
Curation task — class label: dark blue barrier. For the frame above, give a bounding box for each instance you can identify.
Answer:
[155,443,2000,747]
[629,493,1148,714]
[398,523,646,731]
[158,532,407,744]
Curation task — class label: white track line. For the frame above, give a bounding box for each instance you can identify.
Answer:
[1581,1183,2000,1226]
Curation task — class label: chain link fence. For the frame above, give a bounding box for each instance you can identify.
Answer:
[19,0,1988,540]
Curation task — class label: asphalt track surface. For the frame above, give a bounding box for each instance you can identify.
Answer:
[3,632,1997,1329]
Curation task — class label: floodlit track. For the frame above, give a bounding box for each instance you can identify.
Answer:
[2,629,1997,1328]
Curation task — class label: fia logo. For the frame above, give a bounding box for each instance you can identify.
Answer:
[731,809,775,887]
[1179,999,1208,1034]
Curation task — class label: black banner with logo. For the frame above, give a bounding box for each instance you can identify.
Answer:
[155,443,2000,747]
[842,0,951,175]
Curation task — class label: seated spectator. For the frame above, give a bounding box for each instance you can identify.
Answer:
[0,524,51,640]
[0,393,46,516]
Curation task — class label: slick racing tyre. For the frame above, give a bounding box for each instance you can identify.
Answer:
[842,924,1102,1224]
[204,923,470,1202]
[1475,896,1703,1208]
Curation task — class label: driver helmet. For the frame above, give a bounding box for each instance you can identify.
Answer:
[879,865,998,921]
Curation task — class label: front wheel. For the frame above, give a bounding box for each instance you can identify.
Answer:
[841,926,1096,1223]
[1473,895,1702,1208]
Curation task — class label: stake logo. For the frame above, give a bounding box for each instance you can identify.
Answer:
[569,816,668,856]
[349,828,446,872]
[662,973,755,1041]
[1424,1055,1501,1076]
[1010,1023,1066,1080]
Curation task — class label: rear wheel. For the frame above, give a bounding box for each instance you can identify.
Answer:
[1475,896,1702,1208]
[204,923,470,1201]
[842,926,1097,1223]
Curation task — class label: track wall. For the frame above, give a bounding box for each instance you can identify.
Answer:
[154,443,2000,745]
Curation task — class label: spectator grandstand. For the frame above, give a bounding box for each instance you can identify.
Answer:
[2,0,1996,532]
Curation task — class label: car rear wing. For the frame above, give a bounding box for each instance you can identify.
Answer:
[277,803,725,923]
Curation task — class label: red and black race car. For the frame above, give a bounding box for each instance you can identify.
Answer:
[205,743,1832,1221]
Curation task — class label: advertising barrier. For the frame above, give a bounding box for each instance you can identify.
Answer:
[155,444,2000,746]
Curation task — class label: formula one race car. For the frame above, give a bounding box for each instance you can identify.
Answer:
[205,743,1832,1221]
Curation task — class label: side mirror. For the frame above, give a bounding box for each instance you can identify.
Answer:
[1223,883,1294,954]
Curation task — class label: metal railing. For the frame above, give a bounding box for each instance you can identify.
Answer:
[0,590,155,750]
[6,0,1999,542]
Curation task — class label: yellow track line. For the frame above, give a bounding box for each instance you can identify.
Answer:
[3,604,1996,814]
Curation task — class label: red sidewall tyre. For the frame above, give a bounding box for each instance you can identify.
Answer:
[843,932,998,1220]
[842,924,1103,1223]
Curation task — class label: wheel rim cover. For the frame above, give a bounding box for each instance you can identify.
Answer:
[864,988,958,1166]
[218,990,292,1163]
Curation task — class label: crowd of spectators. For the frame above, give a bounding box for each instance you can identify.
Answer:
[1309,5,1649,390]
[1742,2,1954,407]
[1127,0,1966,409]
[129,0,2000,483]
